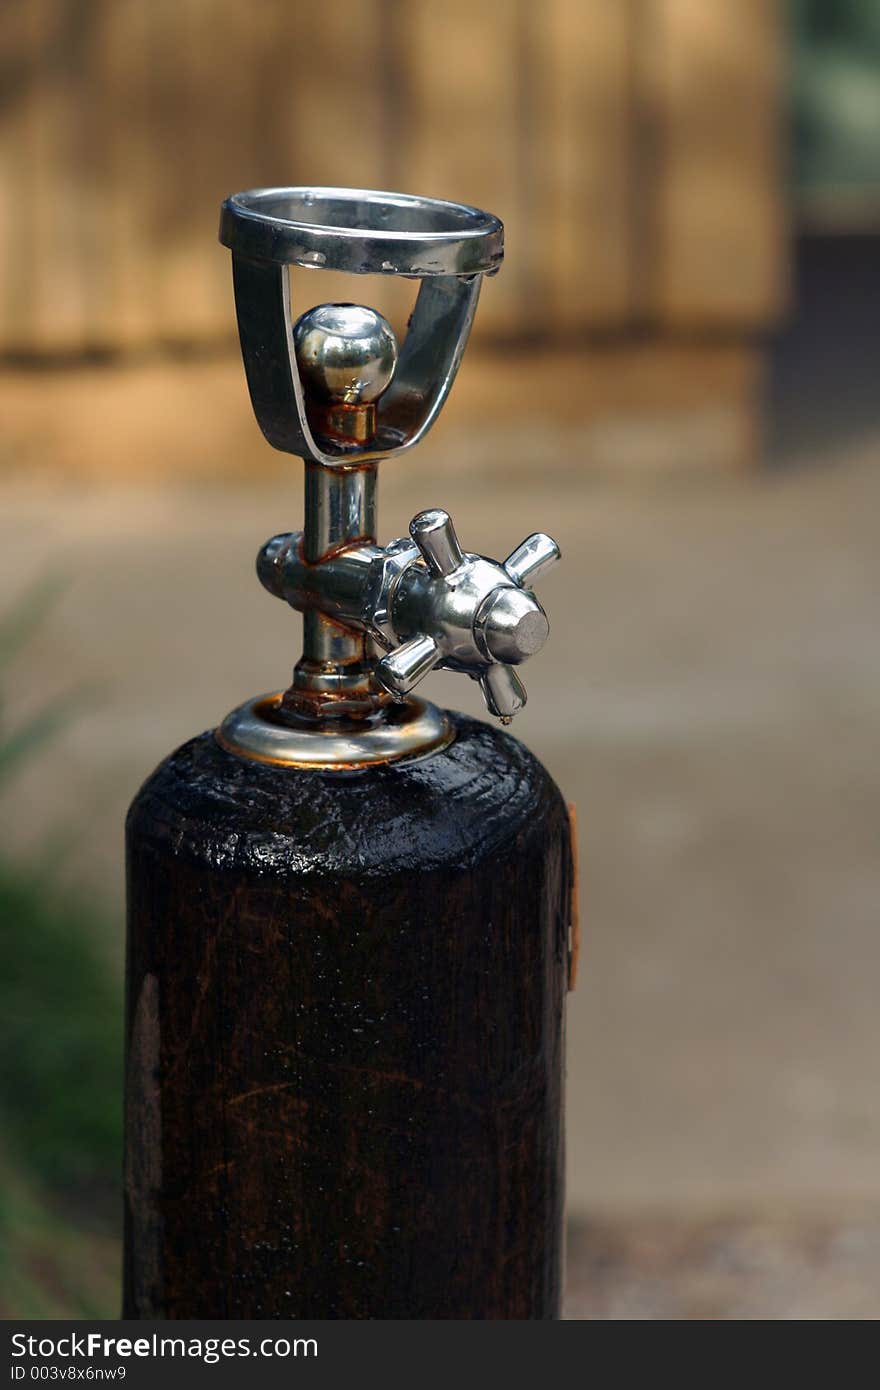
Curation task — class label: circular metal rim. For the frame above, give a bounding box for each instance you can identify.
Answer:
[216,693,454,769]
[219,186,504,277]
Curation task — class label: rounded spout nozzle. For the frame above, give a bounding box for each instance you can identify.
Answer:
[293,303,398,447]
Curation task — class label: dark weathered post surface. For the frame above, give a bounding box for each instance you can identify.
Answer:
[125,716,571,1319]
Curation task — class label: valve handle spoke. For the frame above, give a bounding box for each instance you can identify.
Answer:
[479,664,527,721]
[374,633,441,699]
[503,533,561,588]
[410,509,464,577]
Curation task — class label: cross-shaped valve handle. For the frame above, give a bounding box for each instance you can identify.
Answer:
[374,510,560,722]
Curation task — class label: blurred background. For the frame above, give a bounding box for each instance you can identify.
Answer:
[1,0,879,1318]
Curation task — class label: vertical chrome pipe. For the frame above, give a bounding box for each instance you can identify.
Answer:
[302,461,377,563]
[285,461,379,720]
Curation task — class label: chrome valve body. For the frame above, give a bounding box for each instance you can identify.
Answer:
[216,187,560,766]
[258,512,559,722]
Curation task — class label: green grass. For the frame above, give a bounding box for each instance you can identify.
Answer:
[0,578,122,1317]
[0,861,123,1196]
[0,1147,119,1320]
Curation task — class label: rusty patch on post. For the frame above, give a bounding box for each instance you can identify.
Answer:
[567,802,580,991]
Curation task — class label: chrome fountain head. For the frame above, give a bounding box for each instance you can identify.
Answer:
[219,186,502,463]
[216,186,560,768]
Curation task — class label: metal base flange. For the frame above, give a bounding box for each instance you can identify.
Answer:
[216,692,454,769]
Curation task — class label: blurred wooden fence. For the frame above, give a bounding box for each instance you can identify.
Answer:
[0,0,784,356]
